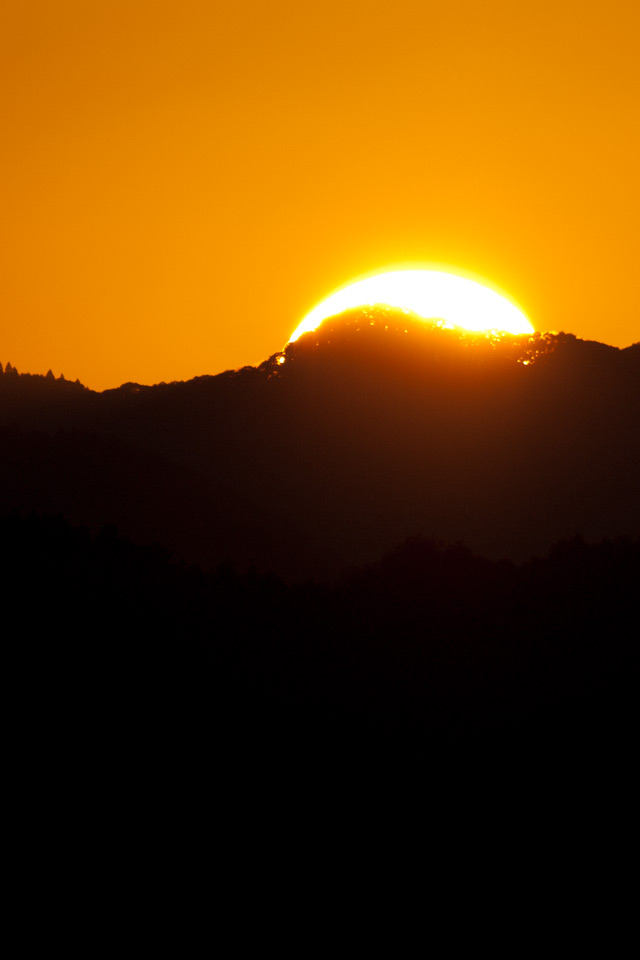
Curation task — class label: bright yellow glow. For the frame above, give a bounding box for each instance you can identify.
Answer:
[290,270,534,342]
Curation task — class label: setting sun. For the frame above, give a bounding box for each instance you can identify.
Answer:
[290,270,534,342]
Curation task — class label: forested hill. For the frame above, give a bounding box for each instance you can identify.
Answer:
[1,314,639,578]
[4,512,639,773]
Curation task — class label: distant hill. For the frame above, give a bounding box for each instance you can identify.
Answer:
[2,311,639,578]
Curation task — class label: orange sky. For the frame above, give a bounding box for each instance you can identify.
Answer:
[2,1,638,390]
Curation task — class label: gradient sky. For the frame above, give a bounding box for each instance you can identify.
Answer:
[2,1,638,390]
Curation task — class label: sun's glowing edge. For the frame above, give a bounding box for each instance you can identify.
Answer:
[289,269,534,342]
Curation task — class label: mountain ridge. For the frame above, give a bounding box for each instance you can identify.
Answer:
[2,313,639,579]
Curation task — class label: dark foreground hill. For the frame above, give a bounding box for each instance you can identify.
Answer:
[1,312,639,578]
[5,513,639,777]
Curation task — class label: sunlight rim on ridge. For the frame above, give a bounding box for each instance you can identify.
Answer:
[290,270,534,341]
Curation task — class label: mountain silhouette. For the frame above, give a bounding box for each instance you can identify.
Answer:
[1,311,639,579]
[3,317,639,824]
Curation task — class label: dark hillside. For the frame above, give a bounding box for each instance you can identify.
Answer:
[2,313,639,578]
[5,514,638,788]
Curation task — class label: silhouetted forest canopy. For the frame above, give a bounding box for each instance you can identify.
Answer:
[2,313,639,784]
[2,313,639,579]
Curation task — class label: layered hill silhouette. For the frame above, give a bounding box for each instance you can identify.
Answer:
[2,310,638,579]
[3,313,640,822]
